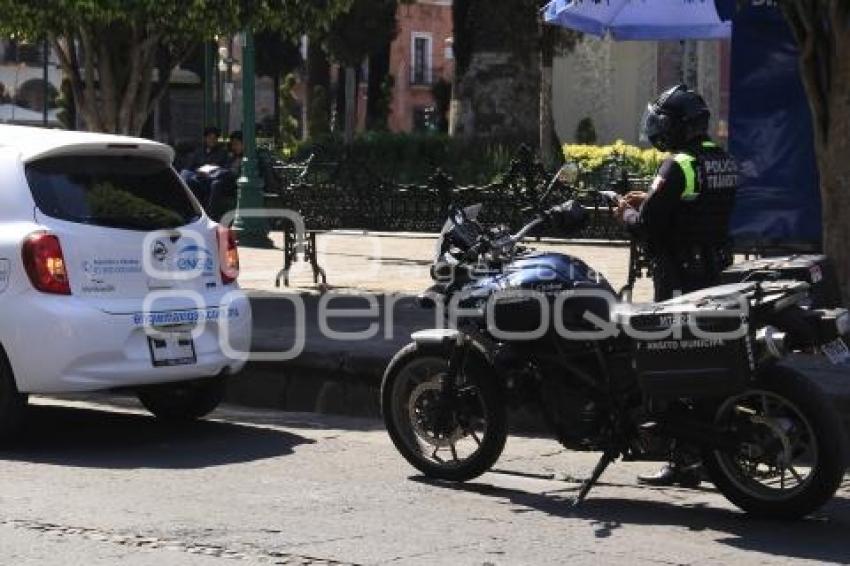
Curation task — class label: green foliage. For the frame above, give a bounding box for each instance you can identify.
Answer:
[574,117,597,145]
[255,30,302,81]
[88,182,184,228]
[563,140,666,177]
[452,0,543,74]
[324,0,398,66]
[290,132,526,185]
[278,73,301,149]
[0,0,352,134]
[367,74,395,132]
[307,85,332,139]
[0,1,353,41]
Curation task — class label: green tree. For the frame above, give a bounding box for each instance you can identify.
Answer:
[0,0,351,135]
[255,30,303,143]
[324,0,400,142]
[778,1,850,303]
[278,73,301,148]
[303,38,332,139]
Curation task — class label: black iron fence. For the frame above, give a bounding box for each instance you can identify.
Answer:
[266,146,651,239]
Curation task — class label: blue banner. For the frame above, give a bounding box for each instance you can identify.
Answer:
[722,1,821,246]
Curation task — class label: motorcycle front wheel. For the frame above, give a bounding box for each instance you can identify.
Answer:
[381,343,507,482]
[703,365,847,519]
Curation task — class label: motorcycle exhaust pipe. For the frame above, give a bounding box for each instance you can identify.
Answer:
[756,325,787,361]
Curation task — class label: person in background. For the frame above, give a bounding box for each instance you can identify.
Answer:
[206,131,244,221]
[615,84,739,487]
[179,126,228,204]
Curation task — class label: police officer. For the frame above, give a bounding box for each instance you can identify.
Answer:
[615,84,739,486]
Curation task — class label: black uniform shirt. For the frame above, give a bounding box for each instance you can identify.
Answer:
[623,158,686,249]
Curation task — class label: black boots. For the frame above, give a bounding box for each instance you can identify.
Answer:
[637,463,702,488]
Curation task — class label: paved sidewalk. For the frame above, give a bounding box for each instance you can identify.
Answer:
[237,230,655,300]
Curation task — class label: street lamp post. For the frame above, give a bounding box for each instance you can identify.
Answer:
[218,43,241,132]
[233,30,271,247]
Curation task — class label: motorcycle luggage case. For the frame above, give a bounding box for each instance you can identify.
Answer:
[721,255,840,308]
[625,304,754,400]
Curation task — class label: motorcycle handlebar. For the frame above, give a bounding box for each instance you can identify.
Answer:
[456,190,629,261]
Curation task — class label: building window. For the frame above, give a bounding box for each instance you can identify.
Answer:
[411,33,432,85]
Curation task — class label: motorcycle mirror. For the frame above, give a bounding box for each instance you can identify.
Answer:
[557,162,580,185]
[449,205,468,226]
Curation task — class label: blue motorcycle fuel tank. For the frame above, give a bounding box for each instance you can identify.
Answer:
[465,252,614,295]
[456,252,616,336]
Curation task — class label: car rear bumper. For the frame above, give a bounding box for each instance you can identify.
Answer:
[3,291,252,393]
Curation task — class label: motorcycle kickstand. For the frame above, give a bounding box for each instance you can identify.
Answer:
[572,447,619,508]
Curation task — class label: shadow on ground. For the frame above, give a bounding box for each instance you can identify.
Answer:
[0,403,314,470]
[414,476,850,563]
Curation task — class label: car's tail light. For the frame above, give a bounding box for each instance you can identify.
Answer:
[216,226,239,284]
[22,232,71,295]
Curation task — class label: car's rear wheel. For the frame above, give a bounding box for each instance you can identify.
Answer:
[0,349,27,441]
[137,377,225,422]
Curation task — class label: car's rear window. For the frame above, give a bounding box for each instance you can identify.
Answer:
[25,155,201,231]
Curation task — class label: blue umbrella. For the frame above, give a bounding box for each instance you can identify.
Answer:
[543,0,731,40]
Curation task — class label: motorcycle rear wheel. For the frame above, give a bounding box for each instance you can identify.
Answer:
[381,343,507,482]
[703,366,846,519]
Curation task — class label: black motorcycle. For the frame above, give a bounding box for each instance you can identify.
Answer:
[381,165,849,519]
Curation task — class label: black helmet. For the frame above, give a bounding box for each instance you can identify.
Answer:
[640,84,710,151]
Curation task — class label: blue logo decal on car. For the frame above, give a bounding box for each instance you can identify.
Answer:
[175,245,214,275]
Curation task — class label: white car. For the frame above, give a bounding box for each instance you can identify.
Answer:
[0,125,252,434]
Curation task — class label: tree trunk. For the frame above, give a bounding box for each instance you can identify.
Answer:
[158,83,173,144]
[366,42,391,130]
[454,0,539,143]
[51,27,188,136]
[344,66,357,144]
[539,64,553,165]
[273,74,281,144]
[783,3,850,305]
[304,39,331,139]
[539,20,555,167]
[816,47,850,306]
[334,66,346,133]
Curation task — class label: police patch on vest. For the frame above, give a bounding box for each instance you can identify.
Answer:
[703,157,739,191]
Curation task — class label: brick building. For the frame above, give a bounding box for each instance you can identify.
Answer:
[385,0,454,132]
